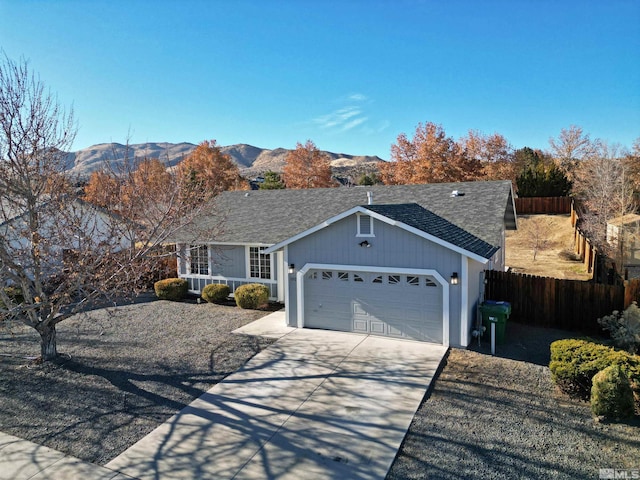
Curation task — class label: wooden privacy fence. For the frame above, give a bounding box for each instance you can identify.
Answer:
[514,196,573,215]
[626,279,640,308]
[570,200,598,276]
[484,270,639,333]
[573,228,597,274]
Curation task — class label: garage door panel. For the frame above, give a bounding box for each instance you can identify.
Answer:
[304,269,444,344]
[353,319,368,333]
[369,321,385,335]
[387,324,404,337]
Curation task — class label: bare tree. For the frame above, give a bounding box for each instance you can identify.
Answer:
[548,125,598,180]
[625,136,640,197]
[0,55,220,361]
[519,216,554,261]
[573,142,636,259]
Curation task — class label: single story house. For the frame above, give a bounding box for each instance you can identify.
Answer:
[1,197,131,279]
[173,180,517,348]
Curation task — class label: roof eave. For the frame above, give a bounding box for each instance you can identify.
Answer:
[265,205,495,263]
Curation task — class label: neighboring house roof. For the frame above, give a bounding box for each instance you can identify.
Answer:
[607,213,640,227]
[0,196,126,228]
[173,180,516,249]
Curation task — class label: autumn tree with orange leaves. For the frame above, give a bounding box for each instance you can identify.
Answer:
[84,170,121,209]
[283,140,336,189]
[460,130,516,183]
[177,140,247,202]
[379,122,482,185]
[84,158,174,219]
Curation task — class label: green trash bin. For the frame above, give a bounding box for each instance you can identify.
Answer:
[480,301,511,344]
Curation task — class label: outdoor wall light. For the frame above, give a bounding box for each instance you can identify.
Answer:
[359,240,371,248]
[288,264,295,274]
[450,272,459,285]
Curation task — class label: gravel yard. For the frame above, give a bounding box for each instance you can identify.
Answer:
[1,300,638,478]
[0,298,275,464]
[387,322,640,480]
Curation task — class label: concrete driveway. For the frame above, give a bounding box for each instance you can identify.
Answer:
[106,324,447,480]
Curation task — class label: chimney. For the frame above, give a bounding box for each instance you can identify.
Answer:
[367,191,373,205]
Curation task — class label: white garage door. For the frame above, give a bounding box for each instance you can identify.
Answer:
[303,269,443,343]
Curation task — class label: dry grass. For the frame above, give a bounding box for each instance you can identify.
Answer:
[506,214,592,280]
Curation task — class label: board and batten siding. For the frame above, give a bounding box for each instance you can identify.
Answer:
[285,214,466,345]
[465,257,486,346]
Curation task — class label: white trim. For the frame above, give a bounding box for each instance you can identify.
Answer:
[202,241,275,247]
[356,213,375,237]
[264,205,490,263]
[264,208,358,254]
[363,209,489,264]
[181,274,277,284]
[460,257,469,347]
[187,244,210,276]
[245,245,275,281]
[296,263,449,347]
[296,269,305,328]
[276,250,285,302]
[283,246,290,319]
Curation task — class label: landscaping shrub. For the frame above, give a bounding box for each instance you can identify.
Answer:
[234,283,269,309]
[549,338,640,402]
[598,302,640,354]
[154,278,188,301]
[591,365,636,420]
[201,283,230,304]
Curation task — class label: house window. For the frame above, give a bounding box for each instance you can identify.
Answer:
[249,246,271,279]
[353,274,364,282]
[190,245,209,275]
[407,275,420,286]
[322,271,333,280]
[357,214,374,237]
[425,278,437,287]
[337,272,349,281]
[389,275,400,285]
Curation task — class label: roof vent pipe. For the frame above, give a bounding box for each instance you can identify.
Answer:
[367,191,373,205]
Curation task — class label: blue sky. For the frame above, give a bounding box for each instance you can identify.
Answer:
[1,0,639,158]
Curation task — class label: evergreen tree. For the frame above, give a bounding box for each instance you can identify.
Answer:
[259,170,285,189]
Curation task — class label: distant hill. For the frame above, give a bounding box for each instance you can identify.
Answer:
[65,142,384,179]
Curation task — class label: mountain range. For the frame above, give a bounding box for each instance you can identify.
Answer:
[64,142,384,179]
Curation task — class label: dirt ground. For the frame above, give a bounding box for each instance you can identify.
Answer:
[506,214,592,280]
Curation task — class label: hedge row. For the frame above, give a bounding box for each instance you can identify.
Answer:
[153,279,269,310]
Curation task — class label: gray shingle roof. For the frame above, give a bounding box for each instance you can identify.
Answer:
[172,180,515,251]
[363,203,500,259]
